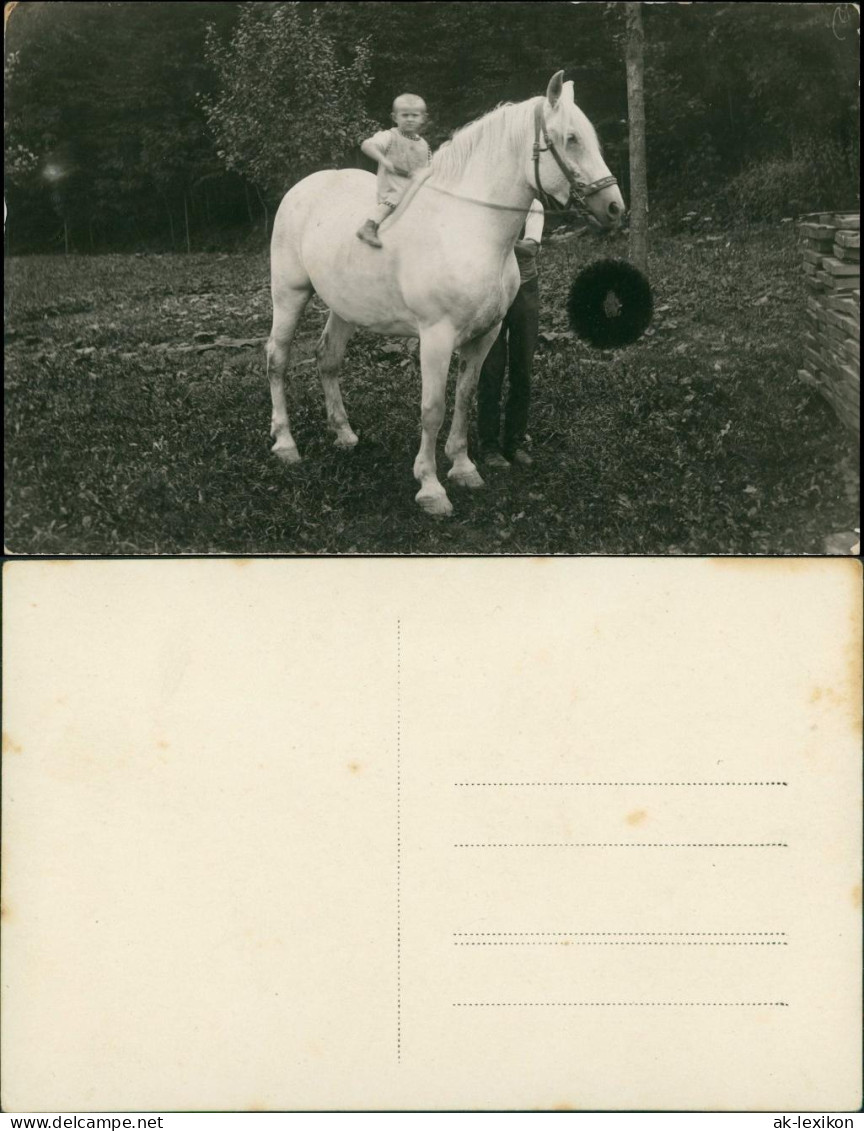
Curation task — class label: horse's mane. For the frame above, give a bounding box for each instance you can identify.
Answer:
[430,97,540,184]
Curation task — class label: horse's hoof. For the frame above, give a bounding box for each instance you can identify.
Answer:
[416,490,454,517]
[333,430,359,450]
[448,466,485,490]
[272,442,301,464]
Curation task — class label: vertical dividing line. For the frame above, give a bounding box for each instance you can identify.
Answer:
[396,618,402,1064]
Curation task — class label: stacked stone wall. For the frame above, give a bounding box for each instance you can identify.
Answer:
[797,211,859,435]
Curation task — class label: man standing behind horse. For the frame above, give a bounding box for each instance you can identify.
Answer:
[477,198,545,468]
[356,94,432,248]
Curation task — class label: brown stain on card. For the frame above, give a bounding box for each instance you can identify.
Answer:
[807,597,862,738]
[348,761,362,774]
[765,561,863,738]
[852,884,862,910]
[626,809,647,826]
[0,903,12,922]
[708,558,824,576]
[2,732,23,755]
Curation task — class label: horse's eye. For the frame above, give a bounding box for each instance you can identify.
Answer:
[567,134,578,146]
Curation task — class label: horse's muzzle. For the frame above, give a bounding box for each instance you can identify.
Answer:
[587,186,626,230]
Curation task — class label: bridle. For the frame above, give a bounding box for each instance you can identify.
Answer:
[532,101,618,218]
[396,101,620,223]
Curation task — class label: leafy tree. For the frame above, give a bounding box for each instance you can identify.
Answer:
[315,1,626,149]
[5,2,239,252]
[4,2,858,252]
[4,51,39,185]
[201,2,375,204]
[640,3,859,210]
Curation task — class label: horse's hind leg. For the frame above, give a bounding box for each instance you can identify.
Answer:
[445,324,500,489]
[266,285,312,463]
[316,312,358,449]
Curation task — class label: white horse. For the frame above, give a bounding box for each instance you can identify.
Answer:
[266,70,624,516]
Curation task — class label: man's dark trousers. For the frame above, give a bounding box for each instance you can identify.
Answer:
[477,276,539,458]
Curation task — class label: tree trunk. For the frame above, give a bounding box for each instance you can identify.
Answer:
[184,193,192,254]
[159,191,176,250]
[625,2,648,273]
[63,218,70,256]
[244,181,255,227]
[255,184,269,238]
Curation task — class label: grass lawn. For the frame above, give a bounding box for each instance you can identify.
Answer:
[4,223,859,555]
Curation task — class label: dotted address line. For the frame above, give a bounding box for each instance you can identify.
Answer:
[454,1001,789,1008]
[454,842,788,848]
[455,781,788,787]
[453,931,787,936]
[454,940,788,946]
[396,619,402,1064]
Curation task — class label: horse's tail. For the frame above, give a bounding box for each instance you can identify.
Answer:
[268,181,318,374]
[270,182,317,295]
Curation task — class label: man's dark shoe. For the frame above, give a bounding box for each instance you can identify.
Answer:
[508,448,533,467]
[480,448,511,470]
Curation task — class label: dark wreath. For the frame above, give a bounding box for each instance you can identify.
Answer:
[567,258,654,349]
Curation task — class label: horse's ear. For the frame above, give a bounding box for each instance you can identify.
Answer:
[562,80,575,105]
[546,70,564,108]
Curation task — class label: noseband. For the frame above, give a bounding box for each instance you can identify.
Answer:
[532,101,617,216]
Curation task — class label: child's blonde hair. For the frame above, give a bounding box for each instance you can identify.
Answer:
[392,93,427,115]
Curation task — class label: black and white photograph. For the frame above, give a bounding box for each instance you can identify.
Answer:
[4,1,860,556]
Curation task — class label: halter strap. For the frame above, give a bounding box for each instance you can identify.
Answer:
[532,101,618,215]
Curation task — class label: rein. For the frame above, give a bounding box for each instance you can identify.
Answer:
[420,180,598,224]
[421,182,537,213]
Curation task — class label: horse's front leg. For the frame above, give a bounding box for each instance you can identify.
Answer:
[414,323,457,517]
[445,324,501,489]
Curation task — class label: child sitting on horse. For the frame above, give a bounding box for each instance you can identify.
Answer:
[357,94,432,248]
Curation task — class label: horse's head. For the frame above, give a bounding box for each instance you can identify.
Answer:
[530,70,625,230]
